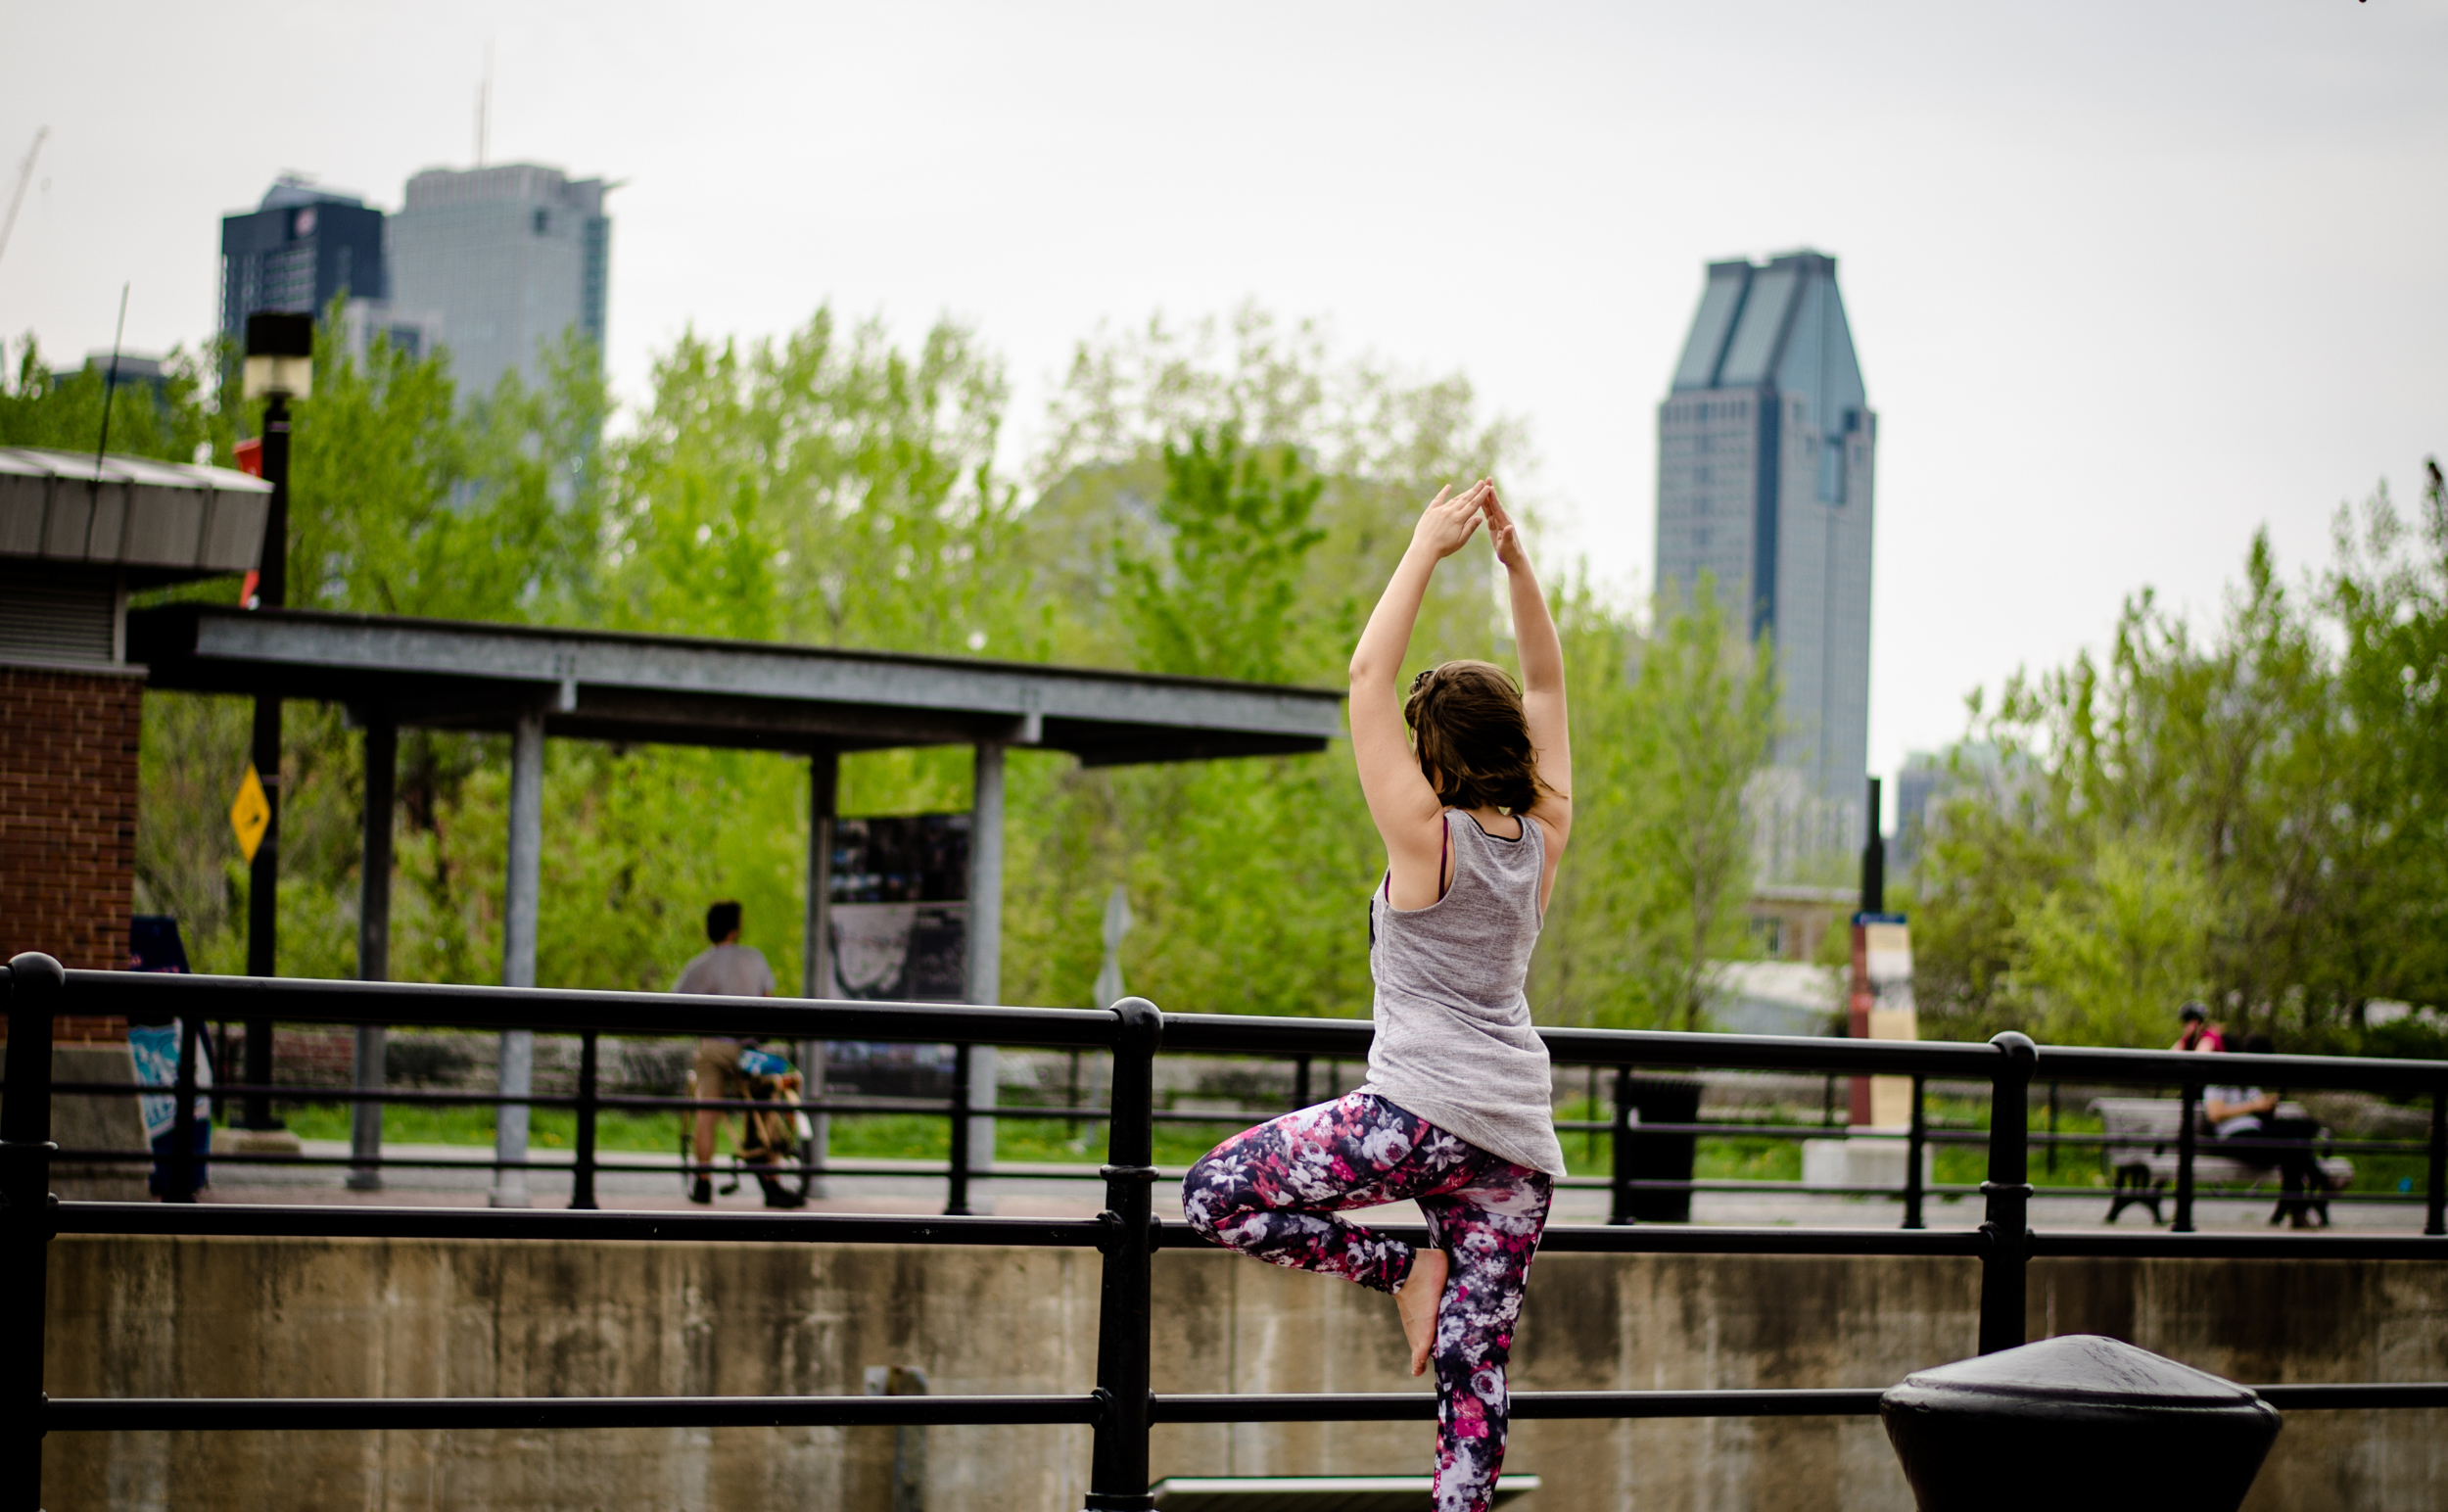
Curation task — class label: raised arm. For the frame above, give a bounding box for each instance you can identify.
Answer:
[1350,482,1491,909]
[1483,488,1572,909]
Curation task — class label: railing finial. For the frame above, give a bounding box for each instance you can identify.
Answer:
[1107,996,1163,1051]
[1989,1029,2037,1077]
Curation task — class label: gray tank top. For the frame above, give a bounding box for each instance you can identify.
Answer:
[1359,810,1567,1177]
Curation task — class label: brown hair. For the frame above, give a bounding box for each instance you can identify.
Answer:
[1404,660,1550,814]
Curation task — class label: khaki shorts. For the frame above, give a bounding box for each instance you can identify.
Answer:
[693,1038,749,1101]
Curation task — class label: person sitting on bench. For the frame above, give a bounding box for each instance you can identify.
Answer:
[2205,1034,2334,1228]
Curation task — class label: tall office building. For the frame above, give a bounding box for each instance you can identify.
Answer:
[1655,250,1877,859]
[388,164,611,399]
[219,177,440,362]
[218,178,388,344]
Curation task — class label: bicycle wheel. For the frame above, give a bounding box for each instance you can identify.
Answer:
[762,1090,817,1205]
[730,1076,811,1206]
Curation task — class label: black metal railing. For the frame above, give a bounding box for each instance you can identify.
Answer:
[7,954,2448,1512]
[46,1027,2448,1230]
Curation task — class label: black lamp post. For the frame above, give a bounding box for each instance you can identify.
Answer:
[237,310,311,1131]
[1860,775,1886,916]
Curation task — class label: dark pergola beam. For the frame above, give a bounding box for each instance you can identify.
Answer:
[127,605,1342,765]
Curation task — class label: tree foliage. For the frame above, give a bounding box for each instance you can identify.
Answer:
[41,300,2434,1055]
[1914,463,2448,1051]
[1532,578,1781,1029]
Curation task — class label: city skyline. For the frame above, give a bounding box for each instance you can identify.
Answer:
[214,162,610,400]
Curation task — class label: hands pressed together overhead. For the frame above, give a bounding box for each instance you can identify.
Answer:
[1411,478,1527,569]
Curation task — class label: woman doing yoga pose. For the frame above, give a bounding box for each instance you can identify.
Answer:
[1184,478,1570,1512]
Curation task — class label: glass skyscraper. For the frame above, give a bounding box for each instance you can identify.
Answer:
[1655,250,1876,857]
[387,164,611,400]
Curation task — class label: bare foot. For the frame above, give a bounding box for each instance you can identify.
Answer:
[1396,1248,1449,1378]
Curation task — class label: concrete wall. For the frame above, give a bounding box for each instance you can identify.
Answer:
[40,1236,2448,1511]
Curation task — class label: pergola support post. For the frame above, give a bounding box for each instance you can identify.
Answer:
[965,742,1004,1188]
[801,749,837,1197]
[490,707,545,1209]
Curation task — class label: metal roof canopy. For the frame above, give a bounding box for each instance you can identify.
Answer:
[127,604,1347,766]
[0,446,273,587]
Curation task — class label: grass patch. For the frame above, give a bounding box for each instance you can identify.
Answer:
[276,1102,677,1152]
[272,1100,1249,1166]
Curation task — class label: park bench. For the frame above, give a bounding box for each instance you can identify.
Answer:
[2093,1096,2353,1224]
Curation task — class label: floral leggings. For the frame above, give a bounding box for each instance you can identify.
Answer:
[1182,1092,1553,1512]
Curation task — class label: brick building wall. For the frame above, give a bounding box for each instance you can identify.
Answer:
[0,665,144,974]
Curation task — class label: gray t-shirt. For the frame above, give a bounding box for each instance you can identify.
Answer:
[675,944,776,999]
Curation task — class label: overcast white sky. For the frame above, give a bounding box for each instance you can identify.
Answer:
[4,2,2442,817]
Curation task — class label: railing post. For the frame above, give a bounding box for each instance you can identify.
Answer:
[1903,1073,1926,1230]
[2046,1080,2060,1177]
[1977,1031,2036,1355]
[211,1021,229,1123]
[1608,1065,1634,1227]
[946,1043,972,1217]
[1293,1055,1311,1110]
[4,952,65,1512]
[346,1025,385,1192]
[569,1030,600,1210]
[2174,1082,2200,1234]
[2425,1088,2444,1239]
[165,1012,203,1204]
[1086,997,1162,1512]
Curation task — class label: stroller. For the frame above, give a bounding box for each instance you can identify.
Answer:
[683,1045,816,1208]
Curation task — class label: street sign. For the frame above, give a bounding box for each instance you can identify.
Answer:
[230,764,269,863]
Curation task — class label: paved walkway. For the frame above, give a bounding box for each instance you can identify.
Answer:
[170,1138,2430,1234]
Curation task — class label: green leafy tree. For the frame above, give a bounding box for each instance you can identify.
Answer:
[0,337,232,463]
[2011,836,2212,1045]
[1533,577,1780,1029]
[1915,461,2448,1050]
[1115,425,1325,683]
[606,309,1024,655]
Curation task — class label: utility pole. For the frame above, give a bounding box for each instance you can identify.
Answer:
[1860,775,1885,917]
[238,311,312,1133]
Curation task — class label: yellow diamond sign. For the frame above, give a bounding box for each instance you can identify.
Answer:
[230,765,270,864]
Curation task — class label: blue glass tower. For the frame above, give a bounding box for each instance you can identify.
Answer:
[1656,250,1876,845]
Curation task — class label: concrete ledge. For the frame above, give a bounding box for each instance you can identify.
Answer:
[38,1237,2448,1511]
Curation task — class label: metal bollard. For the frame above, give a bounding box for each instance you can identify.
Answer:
[1882,1334,2281,1512]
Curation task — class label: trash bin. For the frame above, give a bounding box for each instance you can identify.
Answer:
[1614,1074,1704,1223]
[1881,1334,2282,1512]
